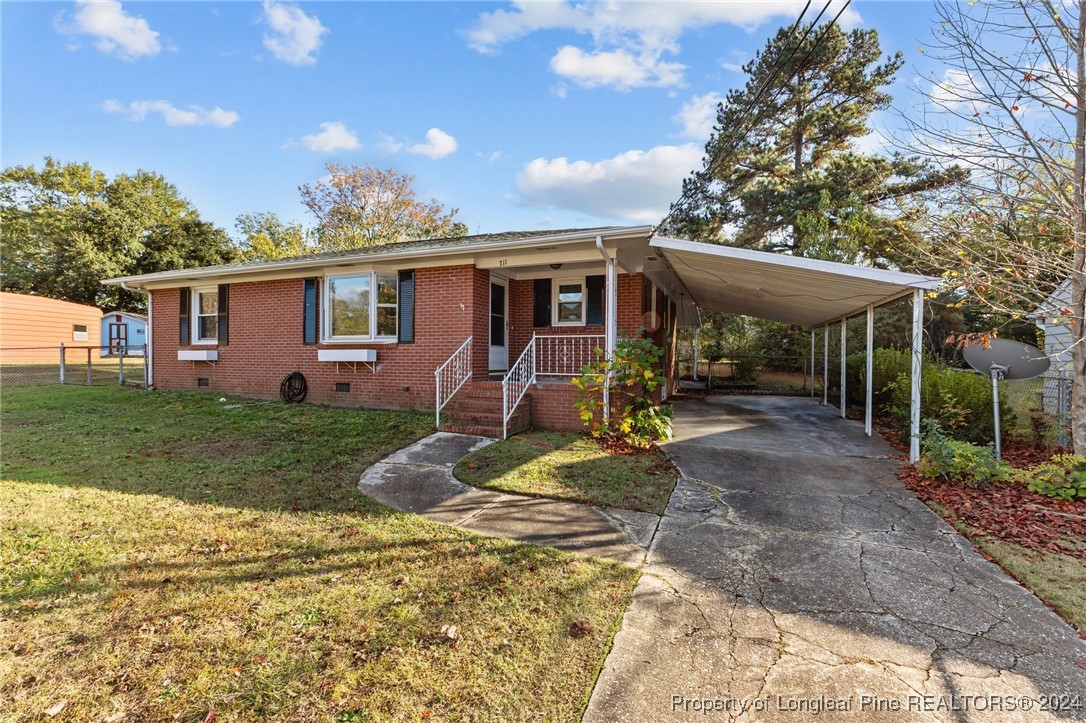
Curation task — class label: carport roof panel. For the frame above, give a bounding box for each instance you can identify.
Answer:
[650,236,941,328]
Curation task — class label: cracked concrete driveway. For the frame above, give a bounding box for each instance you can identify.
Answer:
[585,396,1086,722]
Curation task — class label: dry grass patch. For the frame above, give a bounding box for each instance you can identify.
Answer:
[0,387,638,721]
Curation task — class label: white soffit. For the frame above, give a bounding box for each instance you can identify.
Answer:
[650,236,941,328]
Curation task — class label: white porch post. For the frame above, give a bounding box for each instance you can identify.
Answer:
[840,315,847,418]
[692,328,699,381]
[809,329,815,397]
[865,304,874,436]
[822,325,829,406]
[596,236,617,423]
[909,289,924,463]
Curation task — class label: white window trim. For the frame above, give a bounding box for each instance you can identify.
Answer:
[192,286,218,345]
[553,277,587,327]
[322,271,399,343]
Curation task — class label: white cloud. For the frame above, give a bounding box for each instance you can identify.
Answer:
[930,69,977,111]
[476,150,503,163]
[465,1,861,89]
[382,128,459,159]
[301,122,360,152]
[408,128,459,159]
[550,46,684,90]
[674,92,724,139]
[516,143,703,224]
[103,99,239,127]
[59,0,161,60]
[262,1,328,66]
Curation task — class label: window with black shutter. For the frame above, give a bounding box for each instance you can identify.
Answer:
[533,278,552,328]
[179,287,191,345]
[303,278,318,344]
[217,284,230,344]
[398,270,415,343]
[586,275,605,326]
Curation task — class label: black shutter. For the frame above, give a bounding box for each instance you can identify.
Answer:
[179,287,190,345]
[303,278,318,344]
[586,275,605,327]
[217,284,230,345]
[533,278,552,327]
[398,270,415,343]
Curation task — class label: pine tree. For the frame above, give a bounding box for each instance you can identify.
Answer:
[666,23,958,261]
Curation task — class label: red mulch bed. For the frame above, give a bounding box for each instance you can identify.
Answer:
[899,466,1086,560]
[878,421,1086,559]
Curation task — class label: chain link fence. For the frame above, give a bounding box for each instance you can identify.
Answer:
[1,345,148,388]
[678,354,821,395]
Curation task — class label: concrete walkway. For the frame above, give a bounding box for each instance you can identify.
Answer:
[585,396,1086,722]
[358,432,658,566]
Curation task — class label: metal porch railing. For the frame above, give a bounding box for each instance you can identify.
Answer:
[435,336,472,427]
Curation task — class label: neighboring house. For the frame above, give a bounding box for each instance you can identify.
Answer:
[103,227,683,436]
[0,291,102,349]
[1034,280,1075,417]
[101,311,148,356]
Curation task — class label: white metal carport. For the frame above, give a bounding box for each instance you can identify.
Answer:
[647,236,942,463]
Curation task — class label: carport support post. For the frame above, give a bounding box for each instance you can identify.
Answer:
[86,347,92,386]
[839,316,847,418]
[118,347,124,386]
[59,344,65,384]
[822,326,829,406]
[809,329,815,397]
[909,289,924,463]
[865,304,874,436]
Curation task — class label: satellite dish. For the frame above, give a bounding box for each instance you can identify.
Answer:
[962,338,1050,380]
[960,338,1049,461]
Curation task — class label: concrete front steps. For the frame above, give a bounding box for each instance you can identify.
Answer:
[438,381,530,438]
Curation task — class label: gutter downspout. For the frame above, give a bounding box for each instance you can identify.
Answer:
[121,282,151,388]
[596,236,617,424]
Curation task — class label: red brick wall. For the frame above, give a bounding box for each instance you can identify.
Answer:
[529,382,583,430]
[150,265,480,409]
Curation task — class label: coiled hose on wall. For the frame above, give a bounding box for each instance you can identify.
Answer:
[280,371,308,403]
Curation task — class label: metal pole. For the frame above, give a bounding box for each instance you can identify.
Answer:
[840,315,847,418]
[118,347,125,386]
[822,326,829,406]
[909,289,924,464]
[865,304,874,436]
[809,329,815,396]
[991,369,1003,460]
[59,344,66,384]
[143,343,149,388]
[86,347,92,386]
[692,328,699,381]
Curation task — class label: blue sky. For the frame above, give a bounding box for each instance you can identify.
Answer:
[2,1,942,239]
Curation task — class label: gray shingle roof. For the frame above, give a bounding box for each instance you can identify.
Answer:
[104,226,633,285]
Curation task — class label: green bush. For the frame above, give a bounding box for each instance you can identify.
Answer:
[573,335,671,448]
[886,361,1012,446]
[844,348,912,409]
[1018,454,1086,501]
[917,422,1009,485]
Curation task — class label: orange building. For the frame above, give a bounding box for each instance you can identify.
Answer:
[0,292,103,349]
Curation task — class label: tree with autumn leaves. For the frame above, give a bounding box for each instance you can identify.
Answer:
[890,0,1086,451]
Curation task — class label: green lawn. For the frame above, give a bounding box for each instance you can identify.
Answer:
[0,387,638,722]
[454,431,678,515]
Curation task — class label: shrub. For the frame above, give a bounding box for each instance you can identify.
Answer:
[886,361,1012,446]
[917,422,1009,485]
[844,348,912,409]
[1018,454,1086,501]
[572,335,671,448]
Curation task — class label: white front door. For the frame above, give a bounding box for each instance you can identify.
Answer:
[489,278,508,371]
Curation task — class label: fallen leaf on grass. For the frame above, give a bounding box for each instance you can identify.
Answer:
[568,619,594,638]
[44,701,67,718]
[203,711,218,723]
[391,575,409,589]
[439,624,458,640]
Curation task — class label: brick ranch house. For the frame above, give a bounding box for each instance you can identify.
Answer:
[103,226,693,437]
